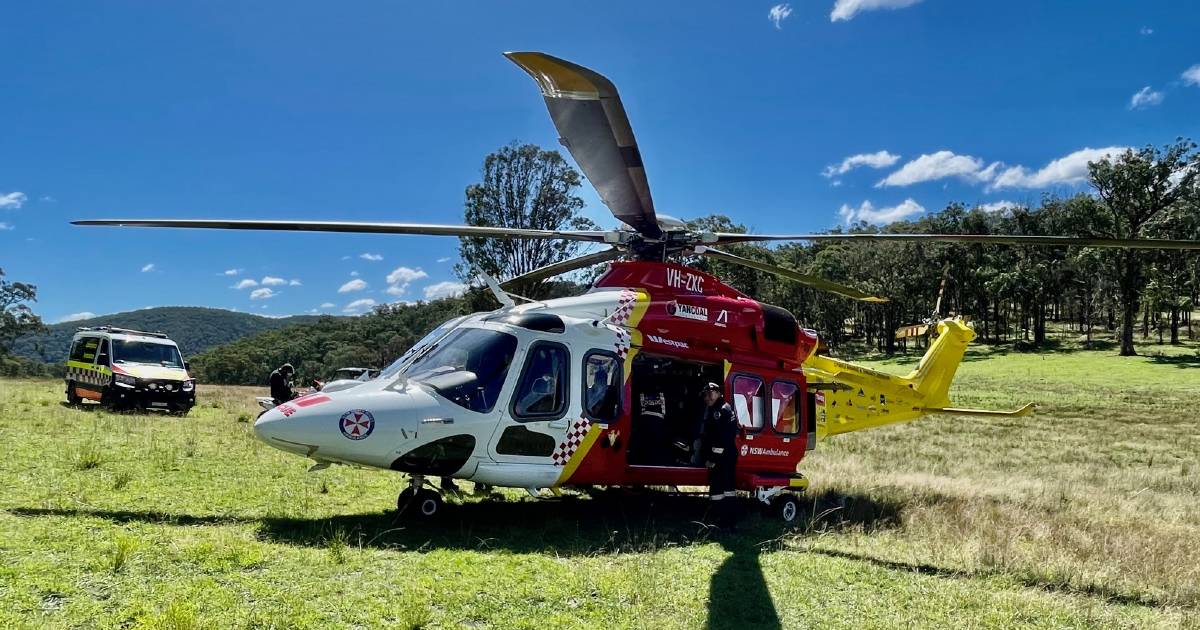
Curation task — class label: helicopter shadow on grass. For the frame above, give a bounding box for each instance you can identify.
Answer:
[10,488,904,630]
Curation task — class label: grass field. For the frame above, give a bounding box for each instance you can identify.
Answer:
[2,337,1199,629]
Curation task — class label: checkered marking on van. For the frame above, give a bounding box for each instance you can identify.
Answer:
[66,364,111,387]
[551,418,592,466]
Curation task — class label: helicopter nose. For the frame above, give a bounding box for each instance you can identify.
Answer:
[253,407,313,456]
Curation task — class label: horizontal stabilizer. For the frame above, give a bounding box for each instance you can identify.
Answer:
[922,403,1037,418]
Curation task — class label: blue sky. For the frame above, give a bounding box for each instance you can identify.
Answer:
[3,1,1198,323]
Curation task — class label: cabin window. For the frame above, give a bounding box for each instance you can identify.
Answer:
[731,375,766,430]
[582,351,622,424]
[69,337,95,362]
[771,381,800,435]
[511,342,569,420]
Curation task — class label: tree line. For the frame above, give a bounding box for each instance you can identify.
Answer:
[688,141,1200,356]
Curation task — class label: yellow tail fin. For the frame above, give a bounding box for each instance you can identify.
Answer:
[903,319,976,409]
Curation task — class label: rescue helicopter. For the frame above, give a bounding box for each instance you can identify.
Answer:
[75,52,1200,522]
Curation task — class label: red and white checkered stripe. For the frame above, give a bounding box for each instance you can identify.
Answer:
[608,289,638,326]
[550,418,592,466]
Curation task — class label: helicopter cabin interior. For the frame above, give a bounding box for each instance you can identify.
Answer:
[626,354,724,467]
[624,352,813,470]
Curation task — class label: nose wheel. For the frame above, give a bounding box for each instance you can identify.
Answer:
[396,476,445,518]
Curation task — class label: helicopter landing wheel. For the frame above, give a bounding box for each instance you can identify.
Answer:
[773,493,801,524]
[396,487,444,518]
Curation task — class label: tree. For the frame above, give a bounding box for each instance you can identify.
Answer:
[0,268,45,354]
[456,143,599,299]
[1087,140,1199,355]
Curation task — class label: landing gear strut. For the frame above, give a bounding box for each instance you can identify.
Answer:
[396,475,444,518]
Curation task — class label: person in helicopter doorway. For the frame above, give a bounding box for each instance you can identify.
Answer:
[700,382,740,532]
[269,363,297,406]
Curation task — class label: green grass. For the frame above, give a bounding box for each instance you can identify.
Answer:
[1,334,1199,628]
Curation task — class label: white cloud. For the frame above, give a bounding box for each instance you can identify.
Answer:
[977,200,1019,213]
[250,288,277,300]
[838,198,925,225]
[338,278,368,293]
[289,279,302,286]
[141,263,156,273]
[877,151,993,187]
[1139,26,1153,36]
[436,257,452,263]
[1129,86,1164,109]
[0,192,27,209]
[261,276,287,286]
[343,298,377,314]
[222,268,242,276]
[0,222,12,231]
[385,266,429,297]
[233,278,258,289]
[349,270,360,277]
[386,266,428,285]
[823,150,901,178]
[988,146,1128,190]
[360,253,383,262]
[57,311,96,323]
[423,281,469,300]
[831,0,923,22]
[768,3,793,29]
[1182,64,1200,87]
[319,302,335,309]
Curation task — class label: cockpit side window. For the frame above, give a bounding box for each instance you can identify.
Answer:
[511,341,570,420]
[582,351,622,424]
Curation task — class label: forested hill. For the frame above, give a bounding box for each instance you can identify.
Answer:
[9,307,324,364]
[188,297,474,385]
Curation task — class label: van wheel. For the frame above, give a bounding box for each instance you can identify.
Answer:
[66,382,82,405]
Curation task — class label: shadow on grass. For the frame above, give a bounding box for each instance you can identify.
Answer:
[802,547,1165,610]
[1144,353,1200,369]
[8,488,902,555]
[9,488,906,630]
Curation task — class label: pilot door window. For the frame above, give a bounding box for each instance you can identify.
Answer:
[95,339,111,367]
[582,352,621,424]
[512,342,569,420]
[731,375,766,431]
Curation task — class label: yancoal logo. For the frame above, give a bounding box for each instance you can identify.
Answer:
[666,301,708,322]
[647,334,689,349]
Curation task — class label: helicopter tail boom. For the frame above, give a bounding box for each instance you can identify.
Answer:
[805,318,1028,440]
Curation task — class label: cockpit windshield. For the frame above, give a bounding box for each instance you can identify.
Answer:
[403,327,518,413]
[379,316,467,380]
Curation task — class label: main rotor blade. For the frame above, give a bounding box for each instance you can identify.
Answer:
[499,247,623,291]
[699,246,888,303]
[712,232,1200,250]
[72,219,611,242]
[505,51,661,240]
